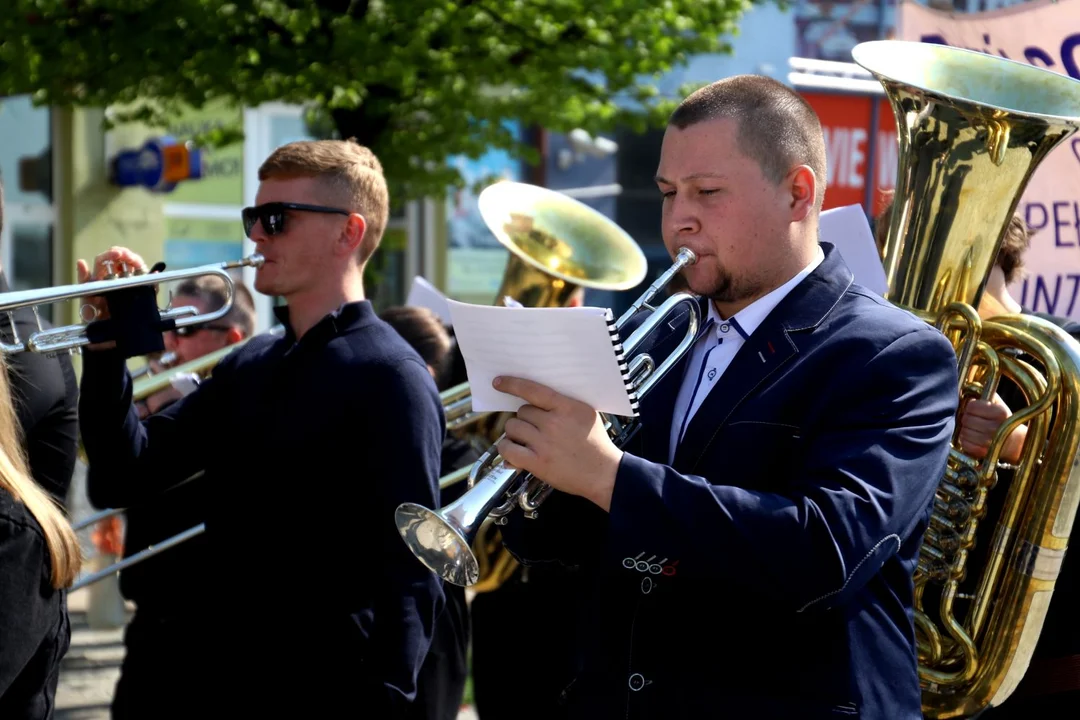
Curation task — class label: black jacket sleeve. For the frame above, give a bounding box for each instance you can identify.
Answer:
[79,348,227,509]
[359,358,446,715]
[6,349,79,507]
[0,515,57,697]
[607,326,959,612]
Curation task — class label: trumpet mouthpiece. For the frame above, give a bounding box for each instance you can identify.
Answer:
[676,247,697,266]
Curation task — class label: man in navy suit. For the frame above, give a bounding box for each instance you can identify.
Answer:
[493,75,960,719]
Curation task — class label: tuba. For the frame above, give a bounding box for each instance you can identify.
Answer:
[444,180,650,591]
[853,40,1080,718]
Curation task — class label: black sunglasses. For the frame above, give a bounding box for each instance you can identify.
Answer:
[241,202,352,238]
[174,325,232,337]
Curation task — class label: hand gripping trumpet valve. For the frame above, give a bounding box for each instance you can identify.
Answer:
[395,247,701,587]
[0,254,264,359]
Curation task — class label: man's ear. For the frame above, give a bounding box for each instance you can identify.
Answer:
[339,213,367,257]
[787,165,817,222]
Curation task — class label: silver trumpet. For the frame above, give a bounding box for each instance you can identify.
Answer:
[395,247,701,586]
[0,254,263,356]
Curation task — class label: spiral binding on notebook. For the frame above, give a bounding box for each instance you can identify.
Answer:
[605,308,640,415]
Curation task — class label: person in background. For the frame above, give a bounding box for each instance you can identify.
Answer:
[876,195,1080,715]
[0,350,82,719]
[454,285,595,720]
[0,178,79,508]
[135,278,256,418]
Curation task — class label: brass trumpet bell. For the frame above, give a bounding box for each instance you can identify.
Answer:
[480,181,649,308]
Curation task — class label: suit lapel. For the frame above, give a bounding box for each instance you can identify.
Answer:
[633,296,711,463]
[672,322,798,471]
[670,242,856,473]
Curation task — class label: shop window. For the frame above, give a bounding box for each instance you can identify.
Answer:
[0,95,55,318]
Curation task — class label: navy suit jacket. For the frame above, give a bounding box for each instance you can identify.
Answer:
[500,242,959,719]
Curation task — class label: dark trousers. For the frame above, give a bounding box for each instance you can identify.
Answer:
[111,609,213,720]
[471,569,582,720]
[409,585,471,720]
[977,689,1080,718]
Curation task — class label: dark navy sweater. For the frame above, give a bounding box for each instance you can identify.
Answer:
[80,300,446,716]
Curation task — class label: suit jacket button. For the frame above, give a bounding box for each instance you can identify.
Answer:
[641,577,653,594]
[628,673,646,691]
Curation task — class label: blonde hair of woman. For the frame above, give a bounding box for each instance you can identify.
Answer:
[0,356,81,588]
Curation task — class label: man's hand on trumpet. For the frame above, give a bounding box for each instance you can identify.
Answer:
[76,246,151,319]
[494,375,624,512]
[75,246,150,351]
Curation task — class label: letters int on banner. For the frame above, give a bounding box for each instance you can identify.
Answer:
[897,0,1080,320]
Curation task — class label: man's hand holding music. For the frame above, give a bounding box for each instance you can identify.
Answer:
[494,376,623,512]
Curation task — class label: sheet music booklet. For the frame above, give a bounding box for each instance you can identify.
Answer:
[405,276,453,326]
[446,299,639,417]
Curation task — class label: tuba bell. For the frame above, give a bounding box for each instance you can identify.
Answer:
[442,180,649,434]
[442,180,650,592]
[853,39,1080,718]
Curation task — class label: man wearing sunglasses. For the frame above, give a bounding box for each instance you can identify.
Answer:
[136,278,256,418]
[77,139,446,717]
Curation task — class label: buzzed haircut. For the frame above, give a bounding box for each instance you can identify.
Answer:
[669,75,828,209]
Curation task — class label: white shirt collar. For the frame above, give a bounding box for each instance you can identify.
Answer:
[708,244,825,340]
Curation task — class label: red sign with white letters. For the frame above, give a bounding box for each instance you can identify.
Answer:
[798,92,898,219]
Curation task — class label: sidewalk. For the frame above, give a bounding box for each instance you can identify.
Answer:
[59,464,480,719]
[57,589,479,720]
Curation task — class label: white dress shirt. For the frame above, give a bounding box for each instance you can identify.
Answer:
[668,245,826,463]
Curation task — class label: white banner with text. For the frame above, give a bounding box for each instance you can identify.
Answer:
[898,0,1080,320]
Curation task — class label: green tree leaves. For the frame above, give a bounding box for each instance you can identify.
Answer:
[0,0,754,200]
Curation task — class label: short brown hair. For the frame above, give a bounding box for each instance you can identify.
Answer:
[873,190,895,258]
[998,214,1032,283]
[257,138,389,265]
[873,192,1032,281]
[669,75,828,209]
[174,275,256,337]
[379,306,453,389]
